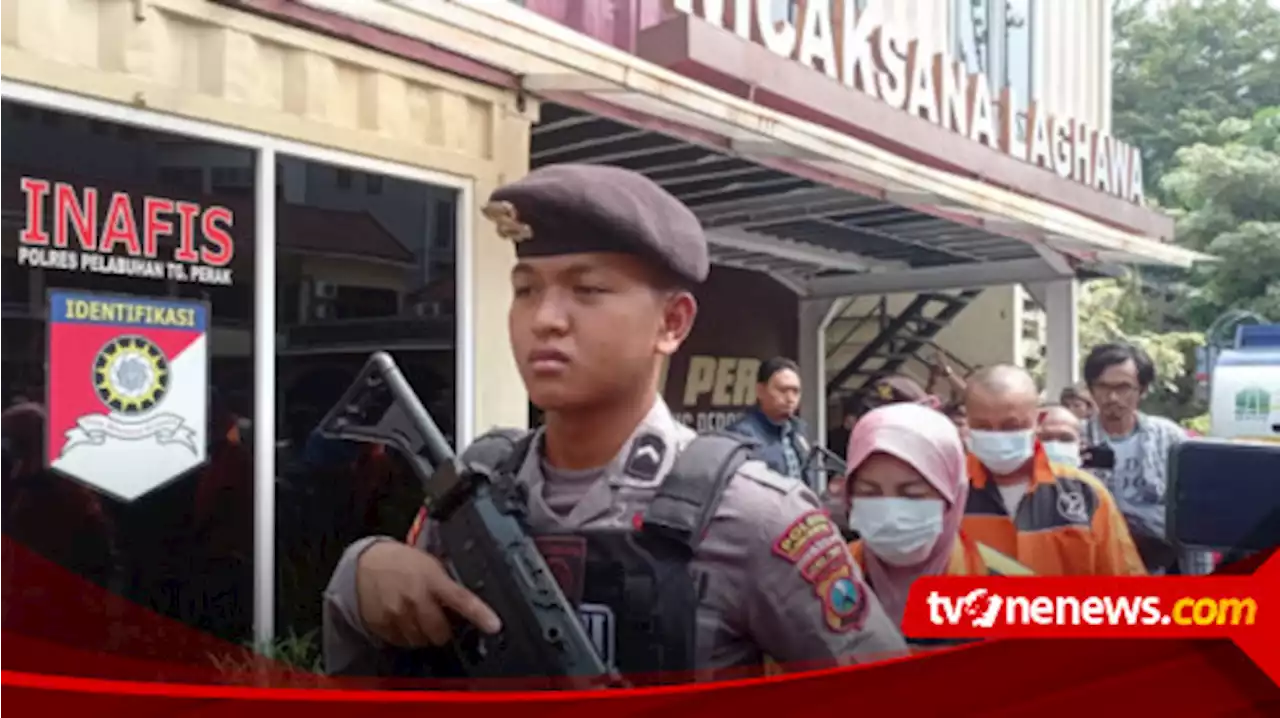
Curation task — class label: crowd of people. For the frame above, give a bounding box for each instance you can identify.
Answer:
[724,340,1213,638]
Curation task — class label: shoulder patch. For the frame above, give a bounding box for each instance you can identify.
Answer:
[801,542,848,583]
[623,433,666,482]
[814,561,870,633]
[736,458,800,495]
[772,509,836,563]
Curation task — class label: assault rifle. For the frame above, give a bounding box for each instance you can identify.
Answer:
[317,352,616,688]
[804,445,856,539]
[803,444,849,489]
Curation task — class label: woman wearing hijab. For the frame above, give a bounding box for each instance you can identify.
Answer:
[844,403,1032,631]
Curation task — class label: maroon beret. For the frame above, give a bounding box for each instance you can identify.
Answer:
[484,163,709,285]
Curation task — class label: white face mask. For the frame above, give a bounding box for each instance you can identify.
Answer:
[966,429,1035,475]
[849,497,946,567]
[1042,440,1081,468]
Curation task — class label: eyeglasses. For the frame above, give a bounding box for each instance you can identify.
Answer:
[1090,382,1140,399]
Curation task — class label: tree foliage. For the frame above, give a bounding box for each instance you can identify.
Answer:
[1112,0,1280,203]
[1078,0,1280,422]
[1160,108,1280,325]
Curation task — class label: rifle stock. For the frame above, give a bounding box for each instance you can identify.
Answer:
[317,352,617,688]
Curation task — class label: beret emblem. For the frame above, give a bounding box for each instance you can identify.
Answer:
[482,201,533,243]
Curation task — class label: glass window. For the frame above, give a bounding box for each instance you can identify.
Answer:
[273,156,459,646]
[954,0,1036,145]
[1004,0,1036,143]
[773,0,795,24]
[2,100,257,648]
[954,0,992,79]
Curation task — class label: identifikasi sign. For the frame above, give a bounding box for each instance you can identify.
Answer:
[15,176,236,286]
[46,290,210,502]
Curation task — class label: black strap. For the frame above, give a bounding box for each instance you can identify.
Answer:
[458,427,751,553]
[640,432,756,551]
[457,427,534,474]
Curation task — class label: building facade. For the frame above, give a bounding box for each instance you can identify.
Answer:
[514,0,1124,414]
[807,0,1116,405]
[2,0,1201,658]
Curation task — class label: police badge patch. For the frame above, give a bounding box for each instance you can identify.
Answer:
[622,433,665,483]
[46,290,209,502]
[814,562,869,633]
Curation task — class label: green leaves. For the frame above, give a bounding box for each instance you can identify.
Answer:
[1113,0,1280,202]
[1097,1,1279,420]
[1159,109,1280,323]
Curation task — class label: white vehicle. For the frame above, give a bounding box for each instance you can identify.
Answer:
[1207,323,1280,444]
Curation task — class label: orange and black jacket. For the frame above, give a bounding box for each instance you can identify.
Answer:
[961,446,1147,576]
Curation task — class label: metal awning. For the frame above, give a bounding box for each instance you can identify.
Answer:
[296,0,1213,295]
[535,103,1078,294]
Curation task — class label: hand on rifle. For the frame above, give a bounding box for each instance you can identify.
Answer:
[356,541,502,647]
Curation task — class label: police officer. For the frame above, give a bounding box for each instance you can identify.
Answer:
[321,164,907,682]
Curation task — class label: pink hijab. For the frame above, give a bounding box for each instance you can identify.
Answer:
[845,402,968,626]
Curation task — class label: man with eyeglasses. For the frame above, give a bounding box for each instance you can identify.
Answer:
[1080,343,1214,576]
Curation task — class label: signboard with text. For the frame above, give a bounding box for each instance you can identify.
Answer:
[661,266,798,430]
[669,0,1147,206]
[15,176,237,287]
[45,290,210,502]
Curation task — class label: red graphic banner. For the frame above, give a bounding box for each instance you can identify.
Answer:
[2,536,1278,715]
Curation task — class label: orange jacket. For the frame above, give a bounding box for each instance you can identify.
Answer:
[961,447,1147,576]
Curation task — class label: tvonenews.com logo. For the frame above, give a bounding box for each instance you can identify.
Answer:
[926,589,1259,629]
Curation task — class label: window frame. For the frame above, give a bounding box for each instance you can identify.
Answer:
[950,0,1040,92]
[0,78,476,648]
[951,0,1039,142]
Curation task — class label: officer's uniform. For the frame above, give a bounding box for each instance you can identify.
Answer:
[321,164,907,682]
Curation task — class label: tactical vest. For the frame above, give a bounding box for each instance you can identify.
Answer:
[392,429,756,685]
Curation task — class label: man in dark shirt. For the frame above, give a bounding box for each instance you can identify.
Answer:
[726,357,812,486]
[826,399,858,462]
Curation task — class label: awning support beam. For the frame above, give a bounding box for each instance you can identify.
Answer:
[805,258,1074,297]
[707,228,902,275]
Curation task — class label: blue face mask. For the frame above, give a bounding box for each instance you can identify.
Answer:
[1042,440,1082,468]
[966,429,1036,475]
